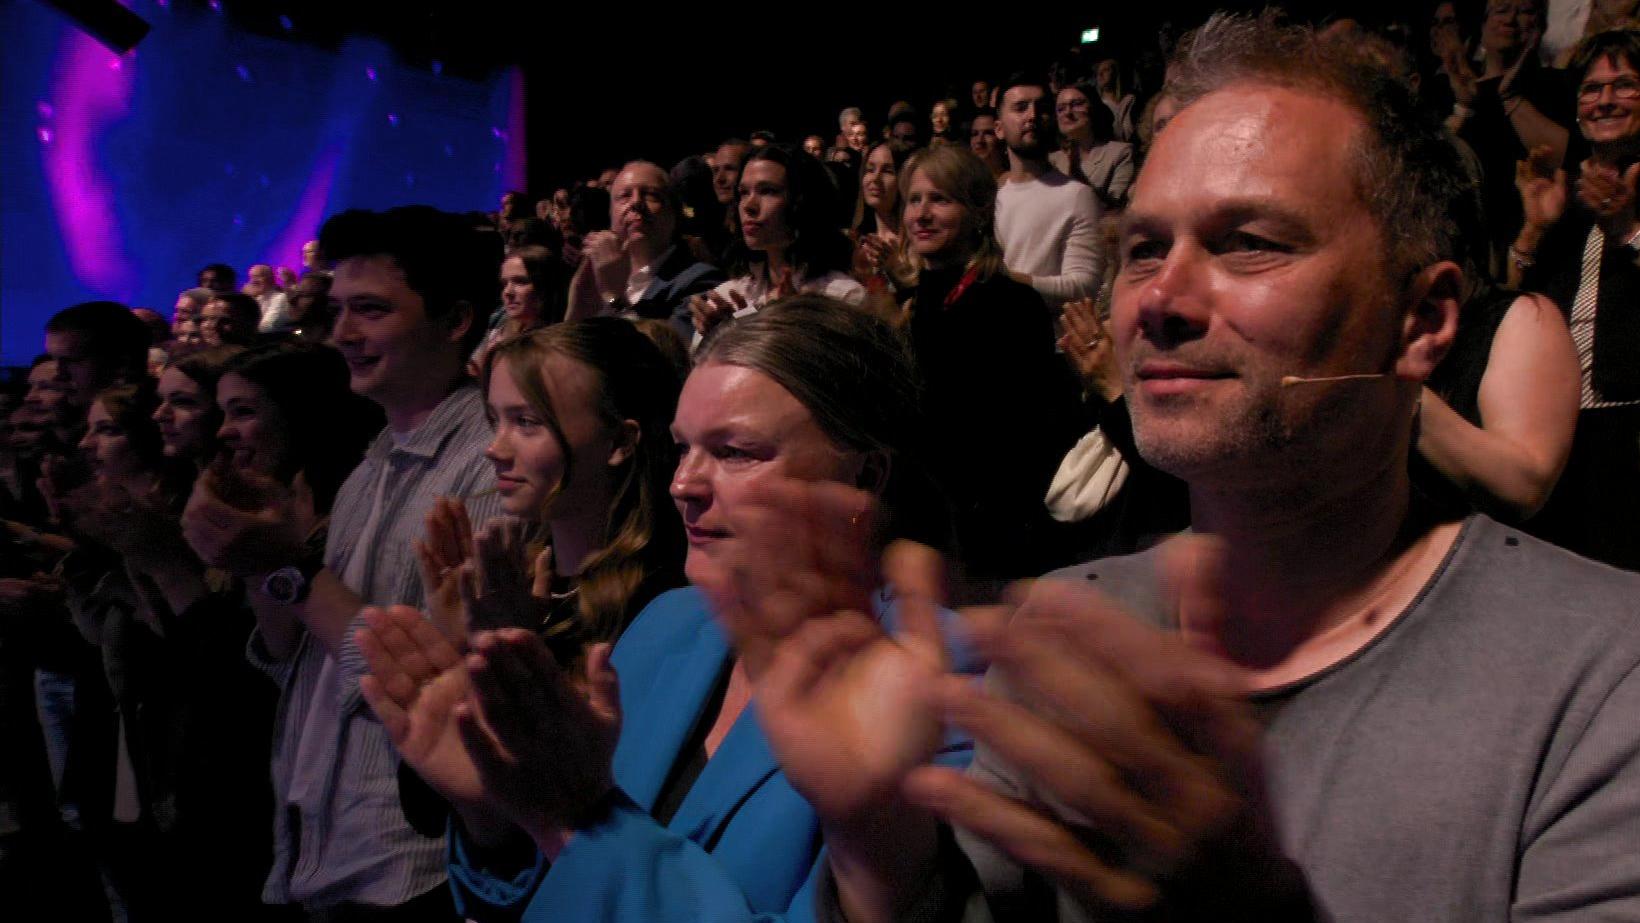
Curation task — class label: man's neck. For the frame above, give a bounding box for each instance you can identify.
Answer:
[1006,150,1052,183]
[1186,454,1462,688]
[383,375,462,436]
[627,237,660,272]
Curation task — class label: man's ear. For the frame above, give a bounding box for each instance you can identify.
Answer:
[608,419,641,468]
[1394,260,1462,383]
[856,450,891,496]
[443,299,476,346]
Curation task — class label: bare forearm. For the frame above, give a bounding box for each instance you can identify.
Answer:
[250,592,302,660]
[1416,387,1566,518]
[284,568,363,656]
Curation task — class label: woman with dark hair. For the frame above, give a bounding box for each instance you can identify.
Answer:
[55,380,284,920]
[1050,82,1137,211]
[930,97,962,145]
[152,346,243,470]
[473,244,572,369]
[212,341,382,520]
[850,140,915,290]
[688,144,864,344]
[1500,29,1637,565]
[899,144,1084,585]
[359,296,970,923]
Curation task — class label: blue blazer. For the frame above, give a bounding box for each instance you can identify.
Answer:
[449,586,972,922]
[627,247,725,345]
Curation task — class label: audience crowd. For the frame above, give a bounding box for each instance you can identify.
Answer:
[4,5,1640,921]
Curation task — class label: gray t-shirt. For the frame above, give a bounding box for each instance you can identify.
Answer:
[948,515,1640,921]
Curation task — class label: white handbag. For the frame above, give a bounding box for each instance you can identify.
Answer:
[1044,426,1130,523]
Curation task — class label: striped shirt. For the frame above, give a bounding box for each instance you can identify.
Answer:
[248,383,502,909]
[1568,226,1640,409]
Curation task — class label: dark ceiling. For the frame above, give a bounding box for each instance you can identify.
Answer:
[58,0,1442,189]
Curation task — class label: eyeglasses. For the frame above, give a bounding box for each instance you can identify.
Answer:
[1579,77,1640,102]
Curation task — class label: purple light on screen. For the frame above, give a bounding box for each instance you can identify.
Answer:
[502,67,527,191]
[37,128,53,144]
[36,101,54,119]
[209,0,221,11]
[236,64,251,81]
[43,28,137,297]
[387,113,400,127]
[365,66,377,81]
[278,15,293,32]
[156,0,168,8]
[261,149,339,271]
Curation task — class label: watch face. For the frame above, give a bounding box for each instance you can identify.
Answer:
[263,565,305,604]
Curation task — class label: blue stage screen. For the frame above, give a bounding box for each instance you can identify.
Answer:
[1,0,523,365]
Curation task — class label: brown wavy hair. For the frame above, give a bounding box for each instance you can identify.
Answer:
[483,319,686,646]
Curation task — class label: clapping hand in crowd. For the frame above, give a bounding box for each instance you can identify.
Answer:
[902,539,1291,917]
[180,461,309,577]
[1516,144,1569,236]
[712,473,1294,920]
[1058,297,1122,403]
[417,499,554,641]
[689,288,748,336]
[1576,156,1640,239]
[456,628,620,858]
[358,605,620,856]
[583,230,633,302]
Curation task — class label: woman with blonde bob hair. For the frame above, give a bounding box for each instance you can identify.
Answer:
[898,144,1084,586]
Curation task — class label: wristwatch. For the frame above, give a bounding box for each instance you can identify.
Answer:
[260,549,324,605]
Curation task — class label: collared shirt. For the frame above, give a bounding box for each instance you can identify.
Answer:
[248,383,503,909]
[688,267,865,349]
[624,245,677,307]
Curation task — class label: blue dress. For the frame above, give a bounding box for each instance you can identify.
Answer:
[448,586,975,922]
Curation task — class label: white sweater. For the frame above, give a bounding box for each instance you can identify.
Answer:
[994,170,1102,308]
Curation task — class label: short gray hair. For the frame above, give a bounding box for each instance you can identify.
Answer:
[1164,11,1467,281]
[838,107,864,130]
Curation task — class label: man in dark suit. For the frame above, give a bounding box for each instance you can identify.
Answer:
[567,160,724,343]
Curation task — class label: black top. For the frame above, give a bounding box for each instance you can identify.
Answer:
[1523,207,1640,402]
[651,661,733,827]
[1457,58,1574,272]
[907,267,1086,581]
[1409,285,1517,518]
